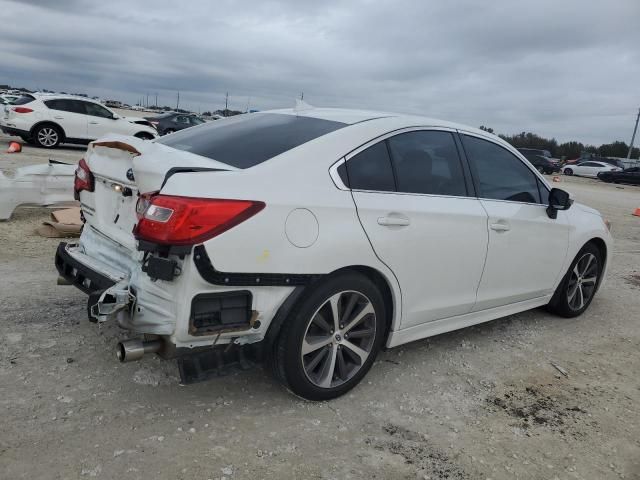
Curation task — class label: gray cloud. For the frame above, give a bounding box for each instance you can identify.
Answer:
[2,0,639,144]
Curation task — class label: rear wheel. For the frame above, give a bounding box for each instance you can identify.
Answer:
[547,243,602,318]
[271,272,386,400]
[163,128,175,135]
[564,168,573,176]
[33,124,62,148]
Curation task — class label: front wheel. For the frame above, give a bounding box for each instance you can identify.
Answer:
[547,243,602,318]
[134,132,154,140]
[271,272,387,400]
[564,168,573,176]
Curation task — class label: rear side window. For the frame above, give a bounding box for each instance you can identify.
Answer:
[387,130,467,196]
[339,141,395,192]
[159,113,346,169]
[462,135,542,204]
[44,99,84,114]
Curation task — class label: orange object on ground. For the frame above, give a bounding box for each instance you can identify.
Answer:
[7,141,22,153]
[552,176,561,182]
[633,208,640,217]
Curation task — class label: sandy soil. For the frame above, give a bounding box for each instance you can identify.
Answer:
[1,136,639,479]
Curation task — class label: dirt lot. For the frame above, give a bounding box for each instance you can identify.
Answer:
[1,135,639,479]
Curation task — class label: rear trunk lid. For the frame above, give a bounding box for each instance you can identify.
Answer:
[81,134,234,251]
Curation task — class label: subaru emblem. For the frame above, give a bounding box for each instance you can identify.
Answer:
[126,168,135,181]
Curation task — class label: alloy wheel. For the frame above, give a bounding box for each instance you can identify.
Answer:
[38,127,58,147]
[566,253,598,311]
[301,290,377,389]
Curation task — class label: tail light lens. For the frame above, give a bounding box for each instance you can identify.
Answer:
[74,158,94,200]
[12,107,33,113]
[133,195,265,246]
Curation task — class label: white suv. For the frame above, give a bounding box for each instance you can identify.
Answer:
[56,107,611,400]
[1,94,157,148]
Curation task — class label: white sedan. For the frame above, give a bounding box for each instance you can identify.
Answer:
[56,106,612,400]
[562,161,621,178]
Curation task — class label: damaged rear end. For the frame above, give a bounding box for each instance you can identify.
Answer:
[55,134,267,380]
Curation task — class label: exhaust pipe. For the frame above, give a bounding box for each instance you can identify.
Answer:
[116,338,162,363]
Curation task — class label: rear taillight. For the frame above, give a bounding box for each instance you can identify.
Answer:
[12,107,33,113]
[133,195,265,246]
[74,158,94,200]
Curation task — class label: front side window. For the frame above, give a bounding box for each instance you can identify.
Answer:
[462,135,541,204]
[84,102,113,118]
[386,130,467,196]
[339,141,395,192]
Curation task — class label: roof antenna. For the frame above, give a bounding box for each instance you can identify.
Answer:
[294,96,313,114]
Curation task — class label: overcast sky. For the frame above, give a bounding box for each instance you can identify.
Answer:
[2,0,639,144]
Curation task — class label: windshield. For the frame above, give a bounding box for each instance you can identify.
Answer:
[158,112,346,168]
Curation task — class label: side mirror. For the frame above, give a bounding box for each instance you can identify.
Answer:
[546,188,573,219]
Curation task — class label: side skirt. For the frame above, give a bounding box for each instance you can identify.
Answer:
[386,295,552,348]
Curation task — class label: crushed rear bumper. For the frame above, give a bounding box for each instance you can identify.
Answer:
[55,241,116,294]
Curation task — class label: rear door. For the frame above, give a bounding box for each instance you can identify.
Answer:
[340,128,488,329]
[460,133,569,310]
[43,99,88,139]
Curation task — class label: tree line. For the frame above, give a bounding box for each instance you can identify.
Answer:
[479,126,639,160]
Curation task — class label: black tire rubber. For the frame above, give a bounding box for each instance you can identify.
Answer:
[163,129,175,135]
[134,132,154,140]
[564,168,573,176]
[270,271,387,401]
[33,124,62,148]
[547,243,602,318]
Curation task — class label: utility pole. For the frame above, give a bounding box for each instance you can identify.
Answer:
[225,92,229,115]
[300,91,304,100]
[146,93,149,108]
[155,93,158,108]
[627,107,640,159]
[176,91,180,111]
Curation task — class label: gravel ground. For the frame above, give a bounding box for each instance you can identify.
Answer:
[1,134,639,479]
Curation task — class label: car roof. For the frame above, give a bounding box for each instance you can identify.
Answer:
[267,106,488,135]
[32,93,104,104]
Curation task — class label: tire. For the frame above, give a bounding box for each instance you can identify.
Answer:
[547,243,602,318]
[134,132,154,140]
[564,168,573,176]
[270,271,387,400]
[33,124,62,148]
[537,166,545,174]
[162,128,175,135]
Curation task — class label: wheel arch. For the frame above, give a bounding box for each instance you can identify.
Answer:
[585,236,608,289]
[30,121,66,141]
[263,264,399,354]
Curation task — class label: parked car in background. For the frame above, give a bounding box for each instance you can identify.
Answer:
[1,94,24,104]
[521,153,561,174]
[144,112,206,135]
[1,94,157,148]
[517,147,552,158]
[597,167,640,185]
[566,156,625,169]
[56,107,611,400]
[561,161,621,178]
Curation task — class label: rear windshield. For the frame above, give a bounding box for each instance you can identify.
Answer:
[158,113,346,168]
[12,95,35,105]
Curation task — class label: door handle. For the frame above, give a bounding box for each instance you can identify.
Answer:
[89,121,99,124]
[54,116,64,119]
[378,216,410,227]
[490,223,510,232]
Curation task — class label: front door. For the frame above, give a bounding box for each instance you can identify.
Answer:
[460,133,570,311]
[84,101,120,139]
[343,129,489,329]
